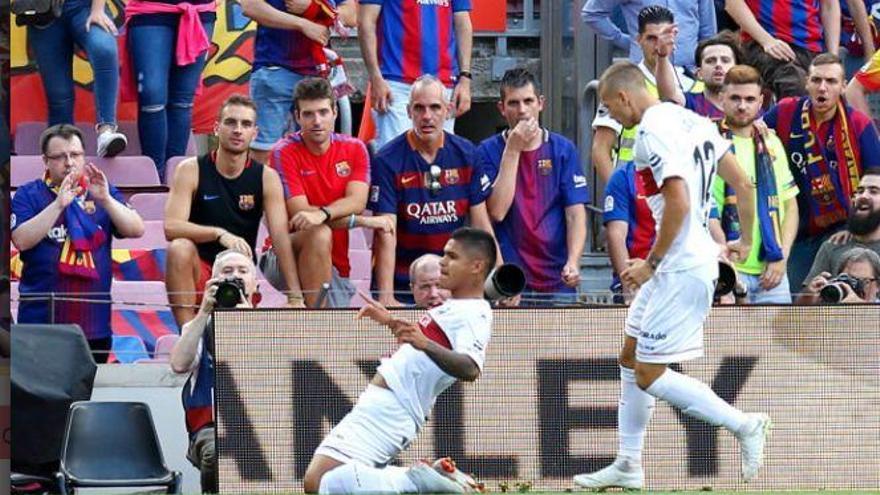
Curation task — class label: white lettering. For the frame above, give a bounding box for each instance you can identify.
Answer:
[406,201,460,224]
[47,225,69,243]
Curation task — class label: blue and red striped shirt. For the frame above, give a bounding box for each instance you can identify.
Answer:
[476,131,589,293]
[12,180,124,340]
[685,91,725,121]
[743,0,825,53]
[361,0,471,87]
[253,0,347,74]
[368,131,491,300]
[182,337,214,438]
[764,97,880,236]
[603,161,656,262]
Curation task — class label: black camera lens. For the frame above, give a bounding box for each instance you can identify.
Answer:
[215,278,245,308]
[819,274,864,303]
[819,283,846,303]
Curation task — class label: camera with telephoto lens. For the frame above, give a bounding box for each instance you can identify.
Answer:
[214,277,246,308]
[819,273,865,303]
[714,261,748,300]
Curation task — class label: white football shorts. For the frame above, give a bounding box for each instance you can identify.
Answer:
[625,262,717,364]
[314,384,418,467]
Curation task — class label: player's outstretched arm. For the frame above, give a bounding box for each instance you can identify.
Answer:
[388,320,481,381]
[421,341,481,382]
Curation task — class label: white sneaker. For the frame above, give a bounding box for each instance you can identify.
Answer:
[431,458,484,493]
[406,461,466,494]
[407,458,484,493]
[737,413,772,482]
[96,129,127,157]
[573,459,644,490]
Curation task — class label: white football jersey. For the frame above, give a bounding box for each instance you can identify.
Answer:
[377,298,492,427]
[633,102,730,272]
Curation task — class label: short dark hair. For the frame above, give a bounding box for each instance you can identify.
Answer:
[638,5,674,33]
[500,67,541,100]
[863,167,880,179]
[40,124,84,155]
[451,227,497,279]
[218,93,258,120]
[293,77,336,112]
[694,30,742,66]
[811,52,843,69]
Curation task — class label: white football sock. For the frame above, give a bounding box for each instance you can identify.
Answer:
[646,367,747,433]
[618,366,655,464]
[319,464,418,494]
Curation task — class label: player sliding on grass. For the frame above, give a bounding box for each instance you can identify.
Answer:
[573,61,772,491]
[303,227,496,494]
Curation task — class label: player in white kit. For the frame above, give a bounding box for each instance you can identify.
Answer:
[302,227,497,494]
[573,61,772,490]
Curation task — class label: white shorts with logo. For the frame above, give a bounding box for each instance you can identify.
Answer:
[315,384,419,467]
[625,262,717,364]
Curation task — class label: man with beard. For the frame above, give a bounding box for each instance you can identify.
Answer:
[711,65,800,303]
[799,168,880,302]
[476,68,588,303]
[265,78,392,308]
[763,53,880,292]
[591,5,697,183]
[657,31,742,120]
[165,94,304,326]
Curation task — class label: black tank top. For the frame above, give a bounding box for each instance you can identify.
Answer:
[189,153,264,263]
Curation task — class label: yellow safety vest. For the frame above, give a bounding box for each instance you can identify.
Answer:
[616,79,659,164]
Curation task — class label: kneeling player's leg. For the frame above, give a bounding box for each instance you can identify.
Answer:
[312,458,417,494]
[310,385,421,494]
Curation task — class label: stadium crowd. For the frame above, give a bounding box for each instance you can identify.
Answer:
[7,0,880,492]
[11,0,880,345]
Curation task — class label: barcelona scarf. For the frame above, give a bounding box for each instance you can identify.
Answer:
[47,173,106,280]
[717,122,784,262]
[787,96,861,236]
[302,0,338,76]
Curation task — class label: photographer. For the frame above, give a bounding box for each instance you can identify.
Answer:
[799,248,880,304]
[169,250,258,493]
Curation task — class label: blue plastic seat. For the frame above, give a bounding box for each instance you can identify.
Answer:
[55,401,181,494]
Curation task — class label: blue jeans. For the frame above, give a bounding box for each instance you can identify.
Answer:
[27,0,119,126]
[739,272,792,304]
[249,66,305,150]
[128,21,214,178]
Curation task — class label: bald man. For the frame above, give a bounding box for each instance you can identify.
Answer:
[409,254,451,308]
[368,74,495,307]
[573,61,769,490]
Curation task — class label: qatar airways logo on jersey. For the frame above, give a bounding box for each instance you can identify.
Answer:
[406,200,460,224]
[417,0,450,6]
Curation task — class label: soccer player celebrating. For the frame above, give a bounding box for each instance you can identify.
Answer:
[302,227,495,494]
[573,61,771,490]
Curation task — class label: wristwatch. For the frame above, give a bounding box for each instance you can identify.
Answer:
[458,71,472,80]
[647,253,662,271]
[319,206,332,223]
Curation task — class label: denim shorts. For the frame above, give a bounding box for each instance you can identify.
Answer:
[249,66,306,150]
